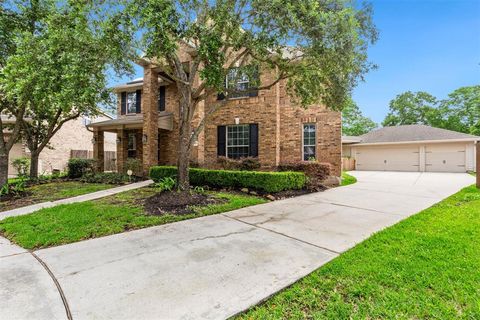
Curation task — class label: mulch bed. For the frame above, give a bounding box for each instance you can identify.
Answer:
[0,192,34,212]
[144,191,226,216]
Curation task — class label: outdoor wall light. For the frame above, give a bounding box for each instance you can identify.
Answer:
[142,134,148,144]
[91,137,97,145]
[116,137,122,144]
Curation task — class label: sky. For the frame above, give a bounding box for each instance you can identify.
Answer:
[110,0,480,124]
[352,0,480,123]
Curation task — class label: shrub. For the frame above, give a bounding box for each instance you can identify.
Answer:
[278,161,331,190]
[67,158,96,178]
[149,166,305,193]
[80,172,129,184]
[11,157,30,178]
[216,156,261,171]
[124,158,142,176]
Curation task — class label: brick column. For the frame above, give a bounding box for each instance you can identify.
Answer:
[93,129,104,172]
[142,66,159,175]
[116,129,127,173]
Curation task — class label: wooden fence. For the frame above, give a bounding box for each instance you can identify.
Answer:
[70,150,116,172]
[342,157,356,171]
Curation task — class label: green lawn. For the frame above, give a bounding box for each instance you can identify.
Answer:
[0,188,266,249]
[1,181,114,212]
[239,185,480,319]
[340,171,357,186]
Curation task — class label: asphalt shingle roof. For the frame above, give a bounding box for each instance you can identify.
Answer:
[357,125,480,143]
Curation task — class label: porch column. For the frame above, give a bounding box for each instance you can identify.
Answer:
[117,129,127,173]
[142,66,159,175]
[93,129,104,172]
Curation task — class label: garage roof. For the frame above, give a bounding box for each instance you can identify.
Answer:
[345,125,480,144]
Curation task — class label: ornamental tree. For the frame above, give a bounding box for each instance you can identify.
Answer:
[1,0,133,179]
[113,0,377,190]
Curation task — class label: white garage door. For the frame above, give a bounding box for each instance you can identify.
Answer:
[425,143,466,172]
[355,146,420,171]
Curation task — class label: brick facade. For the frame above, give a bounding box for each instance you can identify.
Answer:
[108,57,341,177]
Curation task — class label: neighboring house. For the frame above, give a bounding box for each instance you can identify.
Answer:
[88,52,342,176]
[6,113,116,177]
[342,125,479,173]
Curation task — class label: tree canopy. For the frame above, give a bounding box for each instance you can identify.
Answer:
[382,91,438,127]
[0,0,132,179]
[342,99,377,136]
[382,86,480,135]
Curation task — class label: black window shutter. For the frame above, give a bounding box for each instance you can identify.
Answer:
[135,90,142,113]
[120,92,127,115]
[158,86,166,112]
[249,123,258,157]
[217,126,226,157]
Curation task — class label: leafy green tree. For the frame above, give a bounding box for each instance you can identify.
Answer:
[342,99,377,136]
[382,91,439,127]
[1,0,132,179]
[439,86,480,135]
[0,1,28,186]
[113,0,378,190]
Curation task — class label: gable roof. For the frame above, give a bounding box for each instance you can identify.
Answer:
[343,125,480,145]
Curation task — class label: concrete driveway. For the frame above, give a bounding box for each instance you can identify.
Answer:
[0,171,475,320]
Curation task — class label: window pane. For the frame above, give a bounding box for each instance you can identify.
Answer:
[226,67,251,98]
[303,124,316,161]
[303,146,316,161]
[127,92,136,113]
[227,124,250,159]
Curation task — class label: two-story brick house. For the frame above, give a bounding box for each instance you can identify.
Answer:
[89,54,342,177]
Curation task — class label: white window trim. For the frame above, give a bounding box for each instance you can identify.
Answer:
[302,123,317,161]
[126,92,137,115]
[226,124,250,158]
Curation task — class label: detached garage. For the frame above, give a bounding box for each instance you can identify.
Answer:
[342,125,479,173]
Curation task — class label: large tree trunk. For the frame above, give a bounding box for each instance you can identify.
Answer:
[29,152,39,179]
[0,151,9,186]
[177,119,192,191]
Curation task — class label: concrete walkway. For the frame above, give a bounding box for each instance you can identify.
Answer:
[0,172,474,320]
[0,180,153,220]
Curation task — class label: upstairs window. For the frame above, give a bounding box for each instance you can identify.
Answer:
[220,66,259,100]
[303,124,316,161]
[158,86,166,112]
[126,92,137,114]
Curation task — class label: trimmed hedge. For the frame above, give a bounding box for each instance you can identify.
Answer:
[149,166,306,193]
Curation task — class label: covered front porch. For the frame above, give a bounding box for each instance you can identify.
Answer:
[88,113,173,175]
